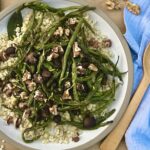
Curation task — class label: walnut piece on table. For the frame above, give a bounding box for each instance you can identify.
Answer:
[125,1,140,15]
[105,0,140,16]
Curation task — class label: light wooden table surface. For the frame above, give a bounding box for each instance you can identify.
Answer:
[0,0,127,150]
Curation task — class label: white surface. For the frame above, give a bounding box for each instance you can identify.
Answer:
[0,0,129,149]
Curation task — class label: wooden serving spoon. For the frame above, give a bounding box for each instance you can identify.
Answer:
[100,43,150,150]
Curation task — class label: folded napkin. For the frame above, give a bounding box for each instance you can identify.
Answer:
[124,0,150,150]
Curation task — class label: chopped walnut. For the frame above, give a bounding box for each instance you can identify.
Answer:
[18,102,28,110]
[3,83,14,97]
[73,42,81,58]
[88,64,98,72]
[20,92,28,100]
[54,27,63,36]
[62,89,72,100]
[68,18,78,25]
[3,83,13,91]
[47,53,59,61]
[22,71,31,82]
[22,108,32,119]
[77,65,86,76]
[49,105,58,115]
[125,1,140,15]
[106,0,121,10]
[65,28,70,36]
[52,46,64,54]
[64,81,71,89]
[47,46,64,61]
[34,90,44,101]
[26,80,36,92]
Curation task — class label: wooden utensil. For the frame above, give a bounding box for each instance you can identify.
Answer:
[100,44,150,150]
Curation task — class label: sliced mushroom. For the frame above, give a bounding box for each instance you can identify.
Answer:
[41,69,51,79]
[72,136,80,142]
[81,62,89,68]
[33,74,43,84]
[71,109,80,115]
[14,118,22,128]
[25,52,38,64]
[7,116,14,125]
[53,115,61,124]
[88,38,100,49]
[5,46,16,57]
[101,38,112,48]
[83,116,96,129]
[52,59,61,68]
[37,107,50,121]
[0,52,7,61]
[5,89,13,97]
[0,79,3,86]
[0,80,3,92]
[76,83,88,92]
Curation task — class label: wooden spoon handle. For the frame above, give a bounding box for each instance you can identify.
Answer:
[100,75,149,150]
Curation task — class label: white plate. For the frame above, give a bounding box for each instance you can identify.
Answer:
[0,0,133,150]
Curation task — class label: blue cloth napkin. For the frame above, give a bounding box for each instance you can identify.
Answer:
[124,0,150,150]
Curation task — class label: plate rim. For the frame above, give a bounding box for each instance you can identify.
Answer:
[0,0,133,150]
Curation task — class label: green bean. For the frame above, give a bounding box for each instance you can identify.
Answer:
[61,109,115,130]
[37,49,45,73]
[20,11,35,45]
[22,126,41,143]
[85,75,103,101]
[83,18,95,34]
[88,48,123,81]
[77,74,93,82]
[72,59,79,101]
[28,91,35,106]
[41,83,49,98]
[38,6,95,47]
[59,18,84,86]
[42,41,68,50]
[47,71,61,87]
[43,62,55,72]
